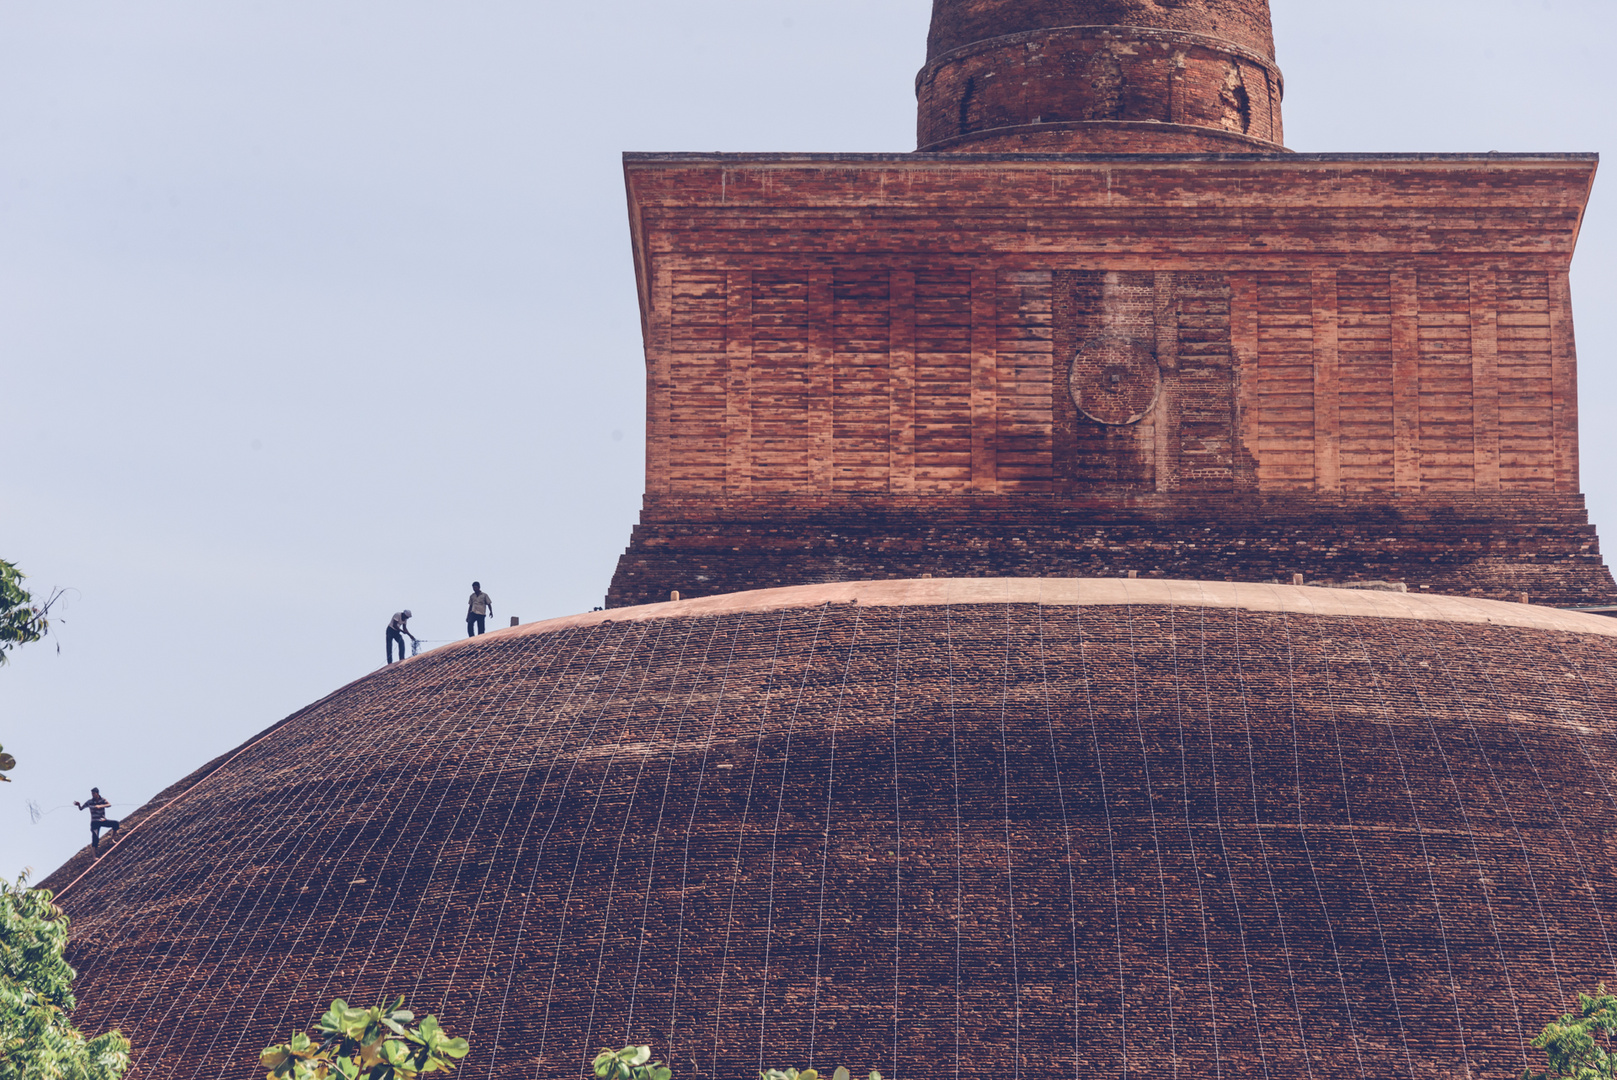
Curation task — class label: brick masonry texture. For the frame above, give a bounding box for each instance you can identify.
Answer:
[916,27,1284,154]
[918,0,1282,154]
[611,152,1614,609]
[926,0,1277,61]
[43,591,1617,1080]
[606,494,1615,610]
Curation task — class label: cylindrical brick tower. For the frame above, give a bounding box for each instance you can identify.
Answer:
[917,0,1286,153]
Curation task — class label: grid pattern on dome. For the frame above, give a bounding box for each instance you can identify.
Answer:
[47,599,1617,1080]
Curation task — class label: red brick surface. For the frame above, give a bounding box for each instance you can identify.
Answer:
[613,152,1610,608]
[45,595,1617,1079]
[918,1,1281,153]
[916,26,1284,153]
[926,0,1277,61]
[606,494,1615,610]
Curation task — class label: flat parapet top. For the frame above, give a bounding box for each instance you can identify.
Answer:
[622,150,1598,166]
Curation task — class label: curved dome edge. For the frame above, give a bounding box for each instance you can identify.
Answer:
[478,578,1617,643]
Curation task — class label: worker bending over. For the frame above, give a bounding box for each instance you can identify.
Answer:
[387,610,416,664]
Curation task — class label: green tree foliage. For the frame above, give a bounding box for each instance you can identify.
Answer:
[261,997,468,1080]
[590,1044,880,1080]
[0,560,60,667]
[1525,984,1617,1080]
[0,875,130,1080]
[592,1045,672,1080]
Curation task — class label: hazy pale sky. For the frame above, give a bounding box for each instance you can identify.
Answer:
[4,0,1616,878]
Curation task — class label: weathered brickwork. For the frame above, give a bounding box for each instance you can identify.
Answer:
[607,495,1613,609]
[927,0,1278,61]
[614,152,1611,607]
[45,591,1617,1080]
[918,0,1283,154]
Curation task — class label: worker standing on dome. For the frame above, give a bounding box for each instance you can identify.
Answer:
[74,787,119,851]
[386,610,416,664]
[466,581,493,637]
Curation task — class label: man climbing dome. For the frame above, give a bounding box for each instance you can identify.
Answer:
[466,581,493,637]
[74,787,119,851]
[386,609,416,664]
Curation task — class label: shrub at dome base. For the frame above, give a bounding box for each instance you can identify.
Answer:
[260,997,468,1080]
[591,1044,672,1080]
[0,876,128,1080]
[1524,985,1617,1080]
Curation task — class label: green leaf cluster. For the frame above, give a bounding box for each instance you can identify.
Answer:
[592,1044,671,1080]
[1525,984,1617,1080]
[590,1044,879,1080]
[0,875,129,1080]
[260,998,468,1080]
[0,560,56,666]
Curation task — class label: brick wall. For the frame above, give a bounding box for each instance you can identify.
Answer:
[606,494,1615,609]
[617,153,1608,607]
[925,0,1277,62]
[650,262,1577,501]
[916,26,1285,153]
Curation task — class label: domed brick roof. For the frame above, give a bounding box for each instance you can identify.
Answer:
[44,579,1617,1079]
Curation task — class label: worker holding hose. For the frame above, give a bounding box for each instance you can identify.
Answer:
[386,609,416,664]
[74,787,119,851]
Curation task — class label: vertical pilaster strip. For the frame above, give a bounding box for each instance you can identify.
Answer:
[648,265,675,495]
[1550,270,1580,492]
[889,270,917,494]
[1469,270,1500,491]
[724,271,753,498]
[1311,269,1341,493]
[1229,272,1262,488]
[808,271,835,495]
[1153,271,1179,492]
[970,269,999,493]
[1391,269,1421,492]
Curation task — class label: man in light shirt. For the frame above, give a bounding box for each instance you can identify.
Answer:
[387,609,416,664]
[466,582,493,637]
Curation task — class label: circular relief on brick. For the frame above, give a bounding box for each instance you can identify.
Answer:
[1069,331,1161,425]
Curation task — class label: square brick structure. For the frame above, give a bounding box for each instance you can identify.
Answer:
[607,0,1615,610]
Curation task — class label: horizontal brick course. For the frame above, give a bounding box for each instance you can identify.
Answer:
[606,493,1616,609]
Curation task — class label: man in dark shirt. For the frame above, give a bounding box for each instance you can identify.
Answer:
[74,787,119,851]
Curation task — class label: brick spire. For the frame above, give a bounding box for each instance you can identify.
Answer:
[917,0,1286,153]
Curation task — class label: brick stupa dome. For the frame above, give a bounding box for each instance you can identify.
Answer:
[42,581,1617,1079]
[42,0,1617,1075]
[917,0,1286,152]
